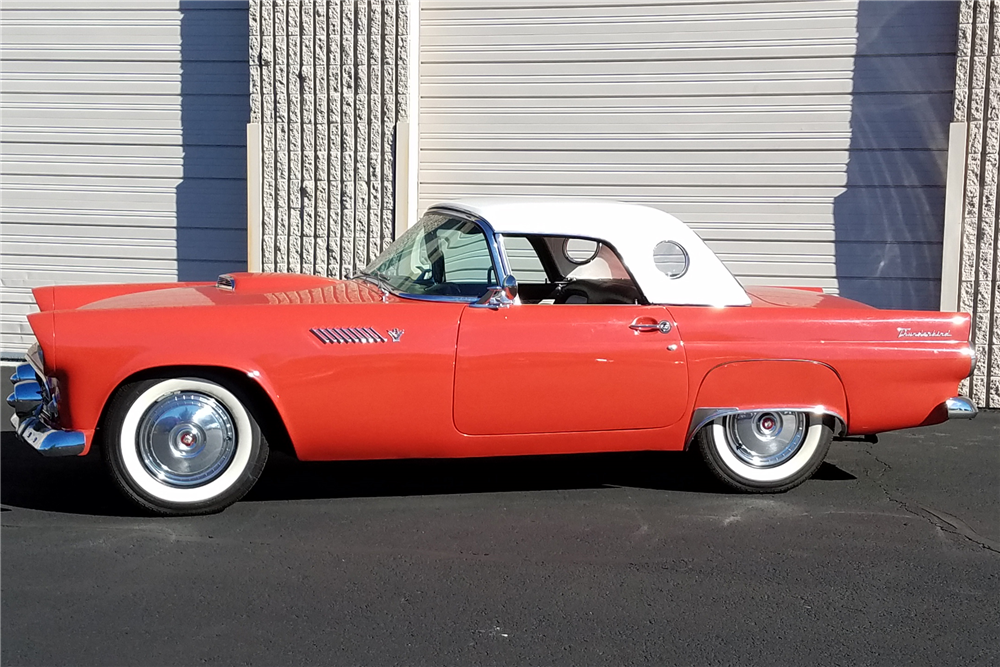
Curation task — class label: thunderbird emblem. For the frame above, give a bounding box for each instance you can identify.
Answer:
[387,328,404,342]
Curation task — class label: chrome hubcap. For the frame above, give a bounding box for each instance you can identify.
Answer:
[725,411,806,468]
[137,392,236,487]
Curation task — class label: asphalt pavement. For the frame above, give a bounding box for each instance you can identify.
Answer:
[2,367,998,666]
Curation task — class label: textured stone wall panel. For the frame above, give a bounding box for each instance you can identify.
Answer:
[355,0,369,278]
[314,1,329,279]
[954,0,1000,407]
[327,0,342,278]
[341,0,356,278]
[382,0,396,246]
[252,0,406,282]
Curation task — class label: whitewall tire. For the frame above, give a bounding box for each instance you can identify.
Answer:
[696,411,833,493]
[104,376,268,515]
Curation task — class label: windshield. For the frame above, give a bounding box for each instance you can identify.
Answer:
[362,212,498,299]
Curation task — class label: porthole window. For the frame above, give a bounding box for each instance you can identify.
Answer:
[653,240,688,278]
[563,238,601,264]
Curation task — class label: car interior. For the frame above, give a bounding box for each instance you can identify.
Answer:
[503,234,644,305]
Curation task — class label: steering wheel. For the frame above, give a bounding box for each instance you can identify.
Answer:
[426,282,462,296]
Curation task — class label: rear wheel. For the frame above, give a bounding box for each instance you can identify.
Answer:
[104,376,268,515]
[696,410,833,493]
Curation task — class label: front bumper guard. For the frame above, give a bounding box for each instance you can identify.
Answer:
[9,410,86,457]
[6,363,85,457]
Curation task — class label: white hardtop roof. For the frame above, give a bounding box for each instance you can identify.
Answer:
[432,199,751,307]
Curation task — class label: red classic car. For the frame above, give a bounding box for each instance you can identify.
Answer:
[8,200,978,515]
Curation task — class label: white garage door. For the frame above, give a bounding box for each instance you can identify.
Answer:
[0,0,250,355]
[419,0,958,309]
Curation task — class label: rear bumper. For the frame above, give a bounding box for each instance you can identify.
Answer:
[944,396,978,420]
[6,361,86,457]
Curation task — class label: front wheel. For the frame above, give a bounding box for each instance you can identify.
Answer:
[696,411,833,493]
[103,376,268,515]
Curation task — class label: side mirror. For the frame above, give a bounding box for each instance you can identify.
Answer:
[501,275,518,302]
[474,275,519,310]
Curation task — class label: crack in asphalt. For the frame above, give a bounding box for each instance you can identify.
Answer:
[860,445,1000,555]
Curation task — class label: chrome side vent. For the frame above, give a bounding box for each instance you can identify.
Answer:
[310,327,387,344]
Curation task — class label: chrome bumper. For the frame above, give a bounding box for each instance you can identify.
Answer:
[6,362,86,457]
[944,396,978,420]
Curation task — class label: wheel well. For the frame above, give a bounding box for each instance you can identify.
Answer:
[95,365,296,458]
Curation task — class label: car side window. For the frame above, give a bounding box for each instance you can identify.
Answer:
[502,234,643,305]
[503,235,548,284]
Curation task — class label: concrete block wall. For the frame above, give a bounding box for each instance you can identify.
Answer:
[250,0,408,279]
[954,0,1000,407]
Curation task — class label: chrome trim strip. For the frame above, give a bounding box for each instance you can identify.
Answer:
[944,396,977,419]
[685,406,847,447]
[10,410,85,457]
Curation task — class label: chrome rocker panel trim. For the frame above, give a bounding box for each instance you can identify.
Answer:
[9,409,86,457]
[944,396,977,420]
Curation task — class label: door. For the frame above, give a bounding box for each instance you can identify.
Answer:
[453,304,687,435]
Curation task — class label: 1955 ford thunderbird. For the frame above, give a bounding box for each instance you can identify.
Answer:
[7,200,978,515]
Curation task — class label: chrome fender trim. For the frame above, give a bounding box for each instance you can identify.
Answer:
[686,406,847,448]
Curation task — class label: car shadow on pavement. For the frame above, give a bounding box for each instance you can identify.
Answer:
[1,432,856,516]
[246,451,856,503]
[1,433,143,517]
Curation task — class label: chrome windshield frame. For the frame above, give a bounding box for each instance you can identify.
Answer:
[377,205,510,305]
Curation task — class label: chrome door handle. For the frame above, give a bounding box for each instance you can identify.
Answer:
[629,320,672,333]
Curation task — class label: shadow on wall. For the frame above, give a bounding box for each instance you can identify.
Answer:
[176,0,250,282]
[833,0,958,310]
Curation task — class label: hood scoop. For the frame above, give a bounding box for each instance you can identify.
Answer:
[214,272,336,294]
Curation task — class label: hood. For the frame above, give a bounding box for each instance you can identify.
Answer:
[34,273,388,312]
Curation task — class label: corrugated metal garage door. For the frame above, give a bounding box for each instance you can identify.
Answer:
[0,0,249,355]
[419,0,958,309]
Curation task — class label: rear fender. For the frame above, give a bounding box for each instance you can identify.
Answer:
[687,360,848,445]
